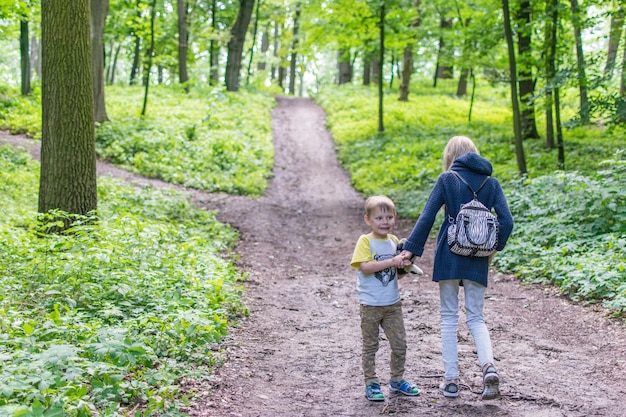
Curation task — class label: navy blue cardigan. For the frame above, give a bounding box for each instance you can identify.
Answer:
[403,152,514,287]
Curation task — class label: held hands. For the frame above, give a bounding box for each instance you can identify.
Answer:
[391,254,412,268]
[399,250,414,261]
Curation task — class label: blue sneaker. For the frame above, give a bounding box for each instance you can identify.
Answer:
[365,382,385,401]
[389,379,420,396]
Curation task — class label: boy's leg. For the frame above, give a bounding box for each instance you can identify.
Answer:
[360,304,382,385]
[439,280,461,381]
[380,301,407,382]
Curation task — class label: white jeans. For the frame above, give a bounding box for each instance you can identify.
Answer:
[439,279,494,381]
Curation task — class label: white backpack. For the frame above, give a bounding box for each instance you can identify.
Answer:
[447,171,499,257]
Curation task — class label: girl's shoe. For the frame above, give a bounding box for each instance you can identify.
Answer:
[389,379,420,396]
[439,379,459,398]
[365,382,385,401]
[481,363,501,400]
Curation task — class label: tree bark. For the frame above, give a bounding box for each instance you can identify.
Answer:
[543,0,558,150]
[209,0,219,85]
[40,0,97,219]
[605,5,624,79]
[258,25,269,71]
[517,0,539,139]
[338,49,352,84]
[20,18,31,96]
[570,0,589,124]
[399,0,421,101]
[177,0,189,91]
[502,0,527,174]
[91,0,110,122]
[378,2,385,133]
[141,0,157,116]
[246,0,262,85]
[225,0,255,92]
[288,3,301,95]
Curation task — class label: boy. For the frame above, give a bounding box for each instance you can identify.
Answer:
[350,195,420,401]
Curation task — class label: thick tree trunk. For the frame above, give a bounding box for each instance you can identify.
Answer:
[225,0,255,92]
[40,0,97,219]
[20,19,31,96]
[570,0,589,124]
[91,0,110,122]
[502,0,527,175]
[177,0,189,90]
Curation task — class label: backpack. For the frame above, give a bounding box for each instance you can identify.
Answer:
[447,171,499,257]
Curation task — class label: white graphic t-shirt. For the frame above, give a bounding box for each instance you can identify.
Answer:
[350,234,401,306]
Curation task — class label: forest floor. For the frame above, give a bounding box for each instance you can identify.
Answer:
[2,96,626,417]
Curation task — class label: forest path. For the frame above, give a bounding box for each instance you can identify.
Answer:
[2,96,626,417]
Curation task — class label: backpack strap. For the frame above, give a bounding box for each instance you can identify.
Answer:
[451,170,490,199]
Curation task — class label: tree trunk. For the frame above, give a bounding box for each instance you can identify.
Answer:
[129,2,141,85]
[371,55,380,84]
[30,37,42,78]
[363,56,371,85]
[289,3,301,95]
[177,0,189,91]
[40,0,97,220]
[271,21,279,80]
[378,2,385,133]
[517,0,539,139]
[435,17,453,82]
[570,0,589,124]
[621,36,626,96]
[91,0,110,122]
[456,68,468,96]
[258,25,269,71]
[337,49,352,84]
[209,0,219,85]
[20,18,31,96]
[544,0,559,149]
[502,0,527,175]
[141,0,157,116]
[246,0,261,84]
[399,46,412,101]
[605,5,624,79]
[225,0,255,92]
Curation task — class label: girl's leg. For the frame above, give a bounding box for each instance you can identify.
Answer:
[439,280,461,380]
[380,302,407,382]
[360,304,382,385]
[463,280,494,368]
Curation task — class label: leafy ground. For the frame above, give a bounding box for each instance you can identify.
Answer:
[3,97,626,416]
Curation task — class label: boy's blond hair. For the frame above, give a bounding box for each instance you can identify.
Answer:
[364,195,397,217]
[443,135,479,171]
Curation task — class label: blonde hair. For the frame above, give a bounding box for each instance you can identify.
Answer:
[364,195,396,217]
[442,135,479,171]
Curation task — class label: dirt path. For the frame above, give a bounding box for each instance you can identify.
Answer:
[2,96,626,417]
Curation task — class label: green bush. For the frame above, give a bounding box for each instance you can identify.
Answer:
[0,145,246,416]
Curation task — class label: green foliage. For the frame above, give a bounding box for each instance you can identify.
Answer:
[495,152,626,315]
[0,145,246,416]
[97,86,275,197]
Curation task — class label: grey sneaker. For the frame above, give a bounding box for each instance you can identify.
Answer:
[439,379,459,398]
[481,363,500,400]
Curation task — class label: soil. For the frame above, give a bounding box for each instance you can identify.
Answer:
[3,96,626,417]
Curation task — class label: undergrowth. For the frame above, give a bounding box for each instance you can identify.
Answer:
[0,145,246,416]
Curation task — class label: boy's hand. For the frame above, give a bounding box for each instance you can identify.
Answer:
[399,250,414,260]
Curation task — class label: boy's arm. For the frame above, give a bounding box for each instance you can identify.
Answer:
[359,255,411,275]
